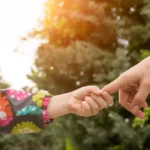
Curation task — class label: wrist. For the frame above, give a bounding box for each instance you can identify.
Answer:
[47,92,72,118]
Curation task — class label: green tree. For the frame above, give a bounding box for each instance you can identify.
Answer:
[4,0,150,150]
[27,0,150,150]
[31,0,117,50]
[27,0,137,149]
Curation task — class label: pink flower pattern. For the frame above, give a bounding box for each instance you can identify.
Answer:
[42,110,50,123]
[0,117,13,127]
[42,97,51,127]
[0,89,53,133]
[6,89,30,101]
[42,97,50,108]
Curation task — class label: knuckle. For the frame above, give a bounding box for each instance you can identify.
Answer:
[93,111,98,115]
[102,99,108,106]
[85,107,89,111]
[134,95,143,103]
[92,85,99,90]
[68,101,73,108]
[143,80,150,88]
[119,73,128,80]
[94,105,99,110]
[86,106,91,111]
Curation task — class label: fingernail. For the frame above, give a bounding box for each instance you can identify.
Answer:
[108,103,114,107]
[139,113,145,120]
[102,92,107,94]
[132,105,140,114]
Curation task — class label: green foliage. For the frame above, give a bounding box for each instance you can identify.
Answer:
[133,107,150,128]
[31,0,117,50]
[140,49,150,60]
[65,138,74,150]
[108,145,121,150]
[28,42,130,95]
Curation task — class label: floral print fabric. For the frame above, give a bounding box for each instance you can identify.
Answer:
[0,89,53,134]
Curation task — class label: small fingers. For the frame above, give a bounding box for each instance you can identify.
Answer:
[82,101,90,110]
[81,101,95,116]
[84,96,99,115]
[84,86,102,96]
[90,93,108,109]
[85,96,99,110]
[102,92,114,107]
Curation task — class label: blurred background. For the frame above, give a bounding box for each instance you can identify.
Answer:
[0,0,150,150]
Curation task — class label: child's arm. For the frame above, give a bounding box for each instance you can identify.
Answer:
[48,86,113,118]
[0,89,52,134]
[0,86,113,134]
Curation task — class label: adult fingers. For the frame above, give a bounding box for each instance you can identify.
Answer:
[119,90,145,119]
[131,82,150,114]
[102,76,122,94]
[143,102,148,108]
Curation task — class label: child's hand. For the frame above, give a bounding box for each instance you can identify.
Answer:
[69,86,113,117]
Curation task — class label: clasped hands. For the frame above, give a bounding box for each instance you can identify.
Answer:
[48,57,150,119]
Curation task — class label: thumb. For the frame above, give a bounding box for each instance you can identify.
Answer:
[102,77,122,94]
[132,83,150,114]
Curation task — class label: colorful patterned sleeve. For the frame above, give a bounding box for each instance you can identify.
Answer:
[0,89,53,134]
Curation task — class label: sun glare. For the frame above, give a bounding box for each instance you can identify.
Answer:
[0,0,46,88]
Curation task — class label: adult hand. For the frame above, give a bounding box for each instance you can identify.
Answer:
[102,56,150,119]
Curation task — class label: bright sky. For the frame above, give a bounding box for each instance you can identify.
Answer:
[0,0,45,89]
